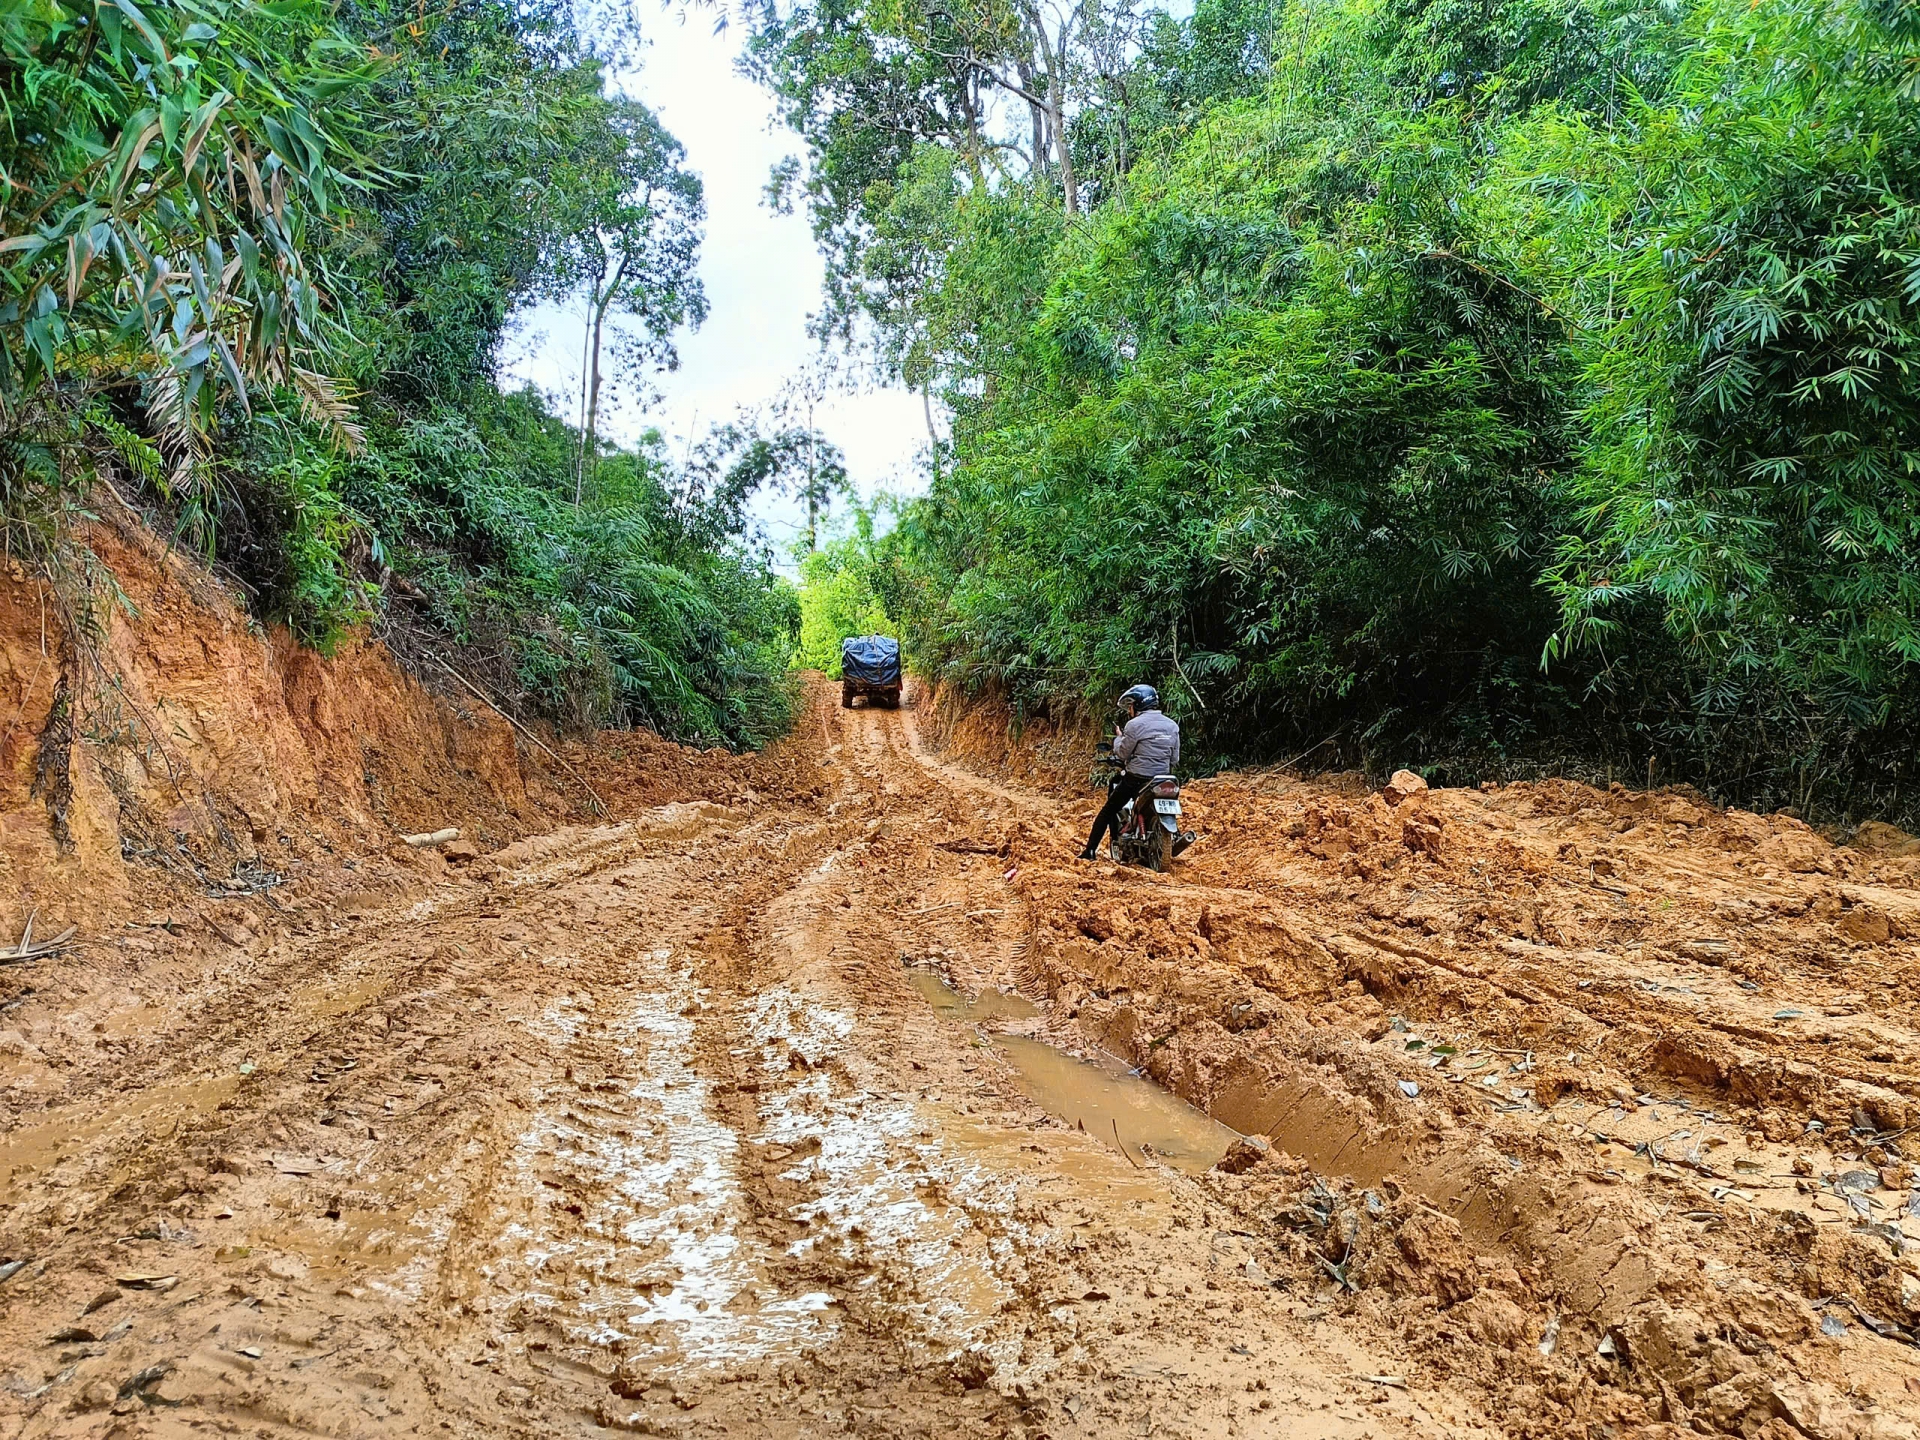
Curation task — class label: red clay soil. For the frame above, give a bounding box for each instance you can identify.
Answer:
[0,517,797,945]
[937,690,1920,1439]
[3,542,1920,1440]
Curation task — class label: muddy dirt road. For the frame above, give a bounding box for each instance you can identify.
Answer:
[6,681,1920,1439]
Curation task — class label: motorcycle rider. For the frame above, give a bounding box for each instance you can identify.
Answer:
[1080,684,1179,861]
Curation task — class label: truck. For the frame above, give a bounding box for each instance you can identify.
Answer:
[839,635,902,709]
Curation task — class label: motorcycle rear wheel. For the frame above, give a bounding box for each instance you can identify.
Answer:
[1147,828,1172,871]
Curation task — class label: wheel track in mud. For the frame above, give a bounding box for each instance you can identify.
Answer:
[1,687,1095,1438]
[1,809,787,1233]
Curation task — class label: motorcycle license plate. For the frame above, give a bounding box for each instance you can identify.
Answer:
[1152,799,1181,815]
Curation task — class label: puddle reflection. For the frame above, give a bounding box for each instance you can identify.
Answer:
[905,970,1040,1022]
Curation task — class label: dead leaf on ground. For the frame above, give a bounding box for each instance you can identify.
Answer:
[114,1273,177,1291]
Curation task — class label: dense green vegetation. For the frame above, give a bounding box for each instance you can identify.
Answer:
[754,0,1920,817]
[1,0,798,746]
[793,501,897,674]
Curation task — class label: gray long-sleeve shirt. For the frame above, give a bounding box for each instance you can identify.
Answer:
[1113,709,1180,777]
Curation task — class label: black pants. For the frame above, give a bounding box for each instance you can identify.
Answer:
[1085,773,1151,855]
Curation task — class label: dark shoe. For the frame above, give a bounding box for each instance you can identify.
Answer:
[1077,849,1101,861]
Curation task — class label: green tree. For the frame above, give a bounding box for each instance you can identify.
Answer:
[794,503,897,673]
[0,0,378,535]
[4,0,800,749]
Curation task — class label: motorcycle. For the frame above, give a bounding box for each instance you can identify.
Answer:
[1094,748,1194,872]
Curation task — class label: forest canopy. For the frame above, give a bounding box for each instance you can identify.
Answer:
[752,0,1920,819]
[1,0,798,746]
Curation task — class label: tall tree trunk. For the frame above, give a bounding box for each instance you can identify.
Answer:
[573,255,605,503]
[1047,19,1077,216]
[576,305,594,437]
[804,397,819,552]
[961,77,987,187]
[578,252,633,506]
[1016,57,1048,180]
[1108,72,1131,188]
[1051,68,1077,216]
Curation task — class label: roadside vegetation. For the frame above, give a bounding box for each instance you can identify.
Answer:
[754,0,1920,820]
[794,503,900,676]
[0,0,801,747]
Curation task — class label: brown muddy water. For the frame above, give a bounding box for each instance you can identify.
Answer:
[905,969,1239,1174]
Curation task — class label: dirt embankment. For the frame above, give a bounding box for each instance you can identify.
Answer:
[917,682,1098,797]
[0,521,792,943]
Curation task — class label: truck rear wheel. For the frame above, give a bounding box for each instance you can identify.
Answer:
[882,687,900,709]
[841,682,854,708]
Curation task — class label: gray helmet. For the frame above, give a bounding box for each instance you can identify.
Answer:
[1119,684,1160,711]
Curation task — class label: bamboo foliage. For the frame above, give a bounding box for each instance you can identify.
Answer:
[775,0,1920,817]
[0,0,378,466]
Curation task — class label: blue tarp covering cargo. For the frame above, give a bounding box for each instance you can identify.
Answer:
[841,635,901,685]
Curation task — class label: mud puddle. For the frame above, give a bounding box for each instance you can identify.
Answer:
[905,967,1040,1022]
[907,969,1237,1174]
[993,1037,1240,1174]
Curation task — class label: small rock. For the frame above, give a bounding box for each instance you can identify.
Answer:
[1660,799,1706,826]
[1383,770,1429,807]
[443,839,481,864]
[949,1350,993,1390]
[71,1377,118,1413]
[1839,906,1891,944]
[112,1273,176,1291]
[117,1362,174,1401]
[1213,1135,1272,1175]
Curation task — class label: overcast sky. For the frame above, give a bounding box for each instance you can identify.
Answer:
[499,13,932,552]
